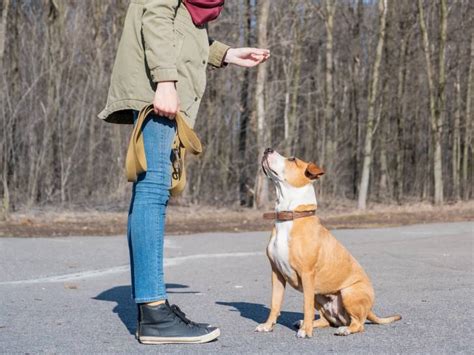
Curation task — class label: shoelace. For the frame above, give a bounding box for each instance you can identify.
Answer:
[170,304,199,327]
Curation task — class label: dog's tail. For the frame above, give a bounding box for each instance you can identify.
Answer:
[367,310,401,325]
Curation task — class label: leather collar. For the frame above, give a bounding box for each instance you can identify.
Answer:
[263,209,316,221]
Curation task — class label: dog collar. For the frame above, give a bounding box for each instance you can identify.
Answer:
[263,209,316,221]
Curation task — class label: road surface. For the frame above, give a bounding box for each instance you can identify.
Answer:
[0,222,472,353]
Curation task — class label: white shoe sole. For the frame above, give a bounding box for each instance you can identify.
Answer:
[138,328,220,345]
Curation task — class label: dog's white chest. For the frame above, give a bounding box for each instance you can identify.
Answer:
[268,222,294,280]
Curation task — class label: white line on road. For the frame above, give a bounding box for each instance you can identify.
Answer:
[0,251,265,285]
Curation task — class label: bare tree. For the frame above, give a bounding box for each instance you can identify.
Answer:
[463,32,473,200]
[238,0,253,207]
[417,0,447,205]
[357,0,388,210]
[321,0,336,197]
[452,70,461,200]
[394,2,413,203]
[0,0,471,212]
[0,0,9,219]
[254,0,270,208]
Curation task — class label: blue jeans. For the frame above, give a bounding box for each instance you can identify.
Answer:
[127,112,176,303]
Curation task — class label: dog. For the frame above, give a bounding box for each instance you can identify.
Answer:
[256,148,401,338]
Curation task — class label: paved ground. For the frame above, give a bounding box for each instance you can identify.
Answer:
[0,222,472,354]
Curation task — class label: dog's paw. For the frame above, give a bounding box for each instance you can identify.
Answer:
[335,326,351,336]
[255,323,274,332]
[296,328,312,338]
[293,320,303,329]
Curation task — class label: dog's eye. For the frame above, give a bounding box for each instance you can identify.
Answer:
[288,157,296,162]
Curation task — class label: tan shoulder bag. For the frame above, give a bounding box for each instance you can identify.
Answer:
[125,104,202,196]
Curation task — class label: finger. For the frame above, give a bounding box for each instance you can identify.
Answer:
[167,109,176,119]
[250,53,265,61]
[157,109,167,118]
[172,107,179,119]
[165,108,177,119]
[248,48,270,55]
[261,53,270,62]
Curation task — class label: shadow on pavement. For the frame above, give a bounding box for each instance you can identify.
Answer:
[94,283,198,334]
[216,301,304,330]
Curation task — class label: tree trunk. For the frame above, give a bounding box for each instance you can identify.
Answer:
[283,19,302,156]
[379,144,388,197]
[322,0,336,196]
[378,73,390,200]
[357,0,387,210]
[283,90,290,144]
[0,0,9,219]
[254,0,270,208]
[436,0,447,204]
[395,18,411,203]
[350,0,363,199]
[0,0,8,63]
[288,40,302,154]
[418,0,447,205]
[462,33,473,200]
[238,0,252,207]
[452,71,461,201]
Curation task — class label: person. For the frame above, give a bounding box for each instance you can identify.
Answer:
[98,0,269,345]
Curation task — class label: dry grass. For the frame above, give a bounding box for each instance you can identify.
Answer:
[0,201,472,237]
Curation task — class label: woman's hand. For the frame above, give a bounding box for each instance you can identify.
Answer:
[224,48,270,67]
[153,81,180,119]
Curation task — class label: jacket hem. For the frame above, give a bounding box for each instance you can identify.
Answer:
[98,99,151,124]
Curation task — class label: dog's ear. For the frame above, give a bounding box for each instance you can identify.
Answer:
[305,162,325,180]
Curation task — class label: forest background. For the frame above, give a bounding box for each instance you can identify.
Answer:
[0,0,472,234]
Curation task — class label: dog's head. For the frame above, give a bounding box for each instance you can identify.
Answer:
[261,148,324,189]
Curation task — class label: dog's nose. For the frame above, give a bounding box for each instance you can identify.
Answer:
[264,148,274,155]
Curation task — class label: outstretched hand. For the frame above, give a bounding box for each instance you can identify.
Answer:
[224,47,270,67]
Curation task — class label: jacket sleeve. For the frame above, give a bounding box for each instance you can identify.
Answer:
[142,0,180,82]
[208,38,231,68]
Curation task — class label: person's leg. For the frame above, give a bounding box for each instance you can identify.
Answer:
[126,111,220,344]
[128,113,175,304]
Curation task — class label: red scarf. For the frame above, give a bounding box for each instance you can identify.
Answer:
[183,0,224,26]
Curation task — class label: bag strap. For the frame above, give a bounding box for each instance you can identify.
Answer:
[175,112,202,155]
[125,104,154,181]
[126,104,202,182]
[134,104,201,154]
[134,104,155,167]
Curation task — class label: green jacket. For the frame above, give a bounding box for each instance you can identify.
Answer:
[98,0,230,127]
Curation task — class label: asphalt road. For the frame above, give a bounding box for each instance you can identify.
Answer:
[0,222,473,354]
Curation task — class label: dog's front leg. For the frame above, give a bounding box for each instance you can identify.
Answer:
[255,266,286,332]
[297,272,315,338]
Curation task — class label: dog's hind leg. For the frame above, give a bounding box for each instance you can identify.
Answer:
[255,266,286,333]
[336,282,374,336]
[293,295,331,330]
[313,296,330,328]
[294,318,330,330]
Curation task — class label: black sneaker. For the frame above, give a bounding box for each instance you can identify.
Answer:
[169,303,210,328]
[135,303,210,339]
[137,301,220,344]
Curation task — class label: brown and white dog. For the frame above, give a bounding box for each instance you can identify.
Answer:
[257,148,401,338]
